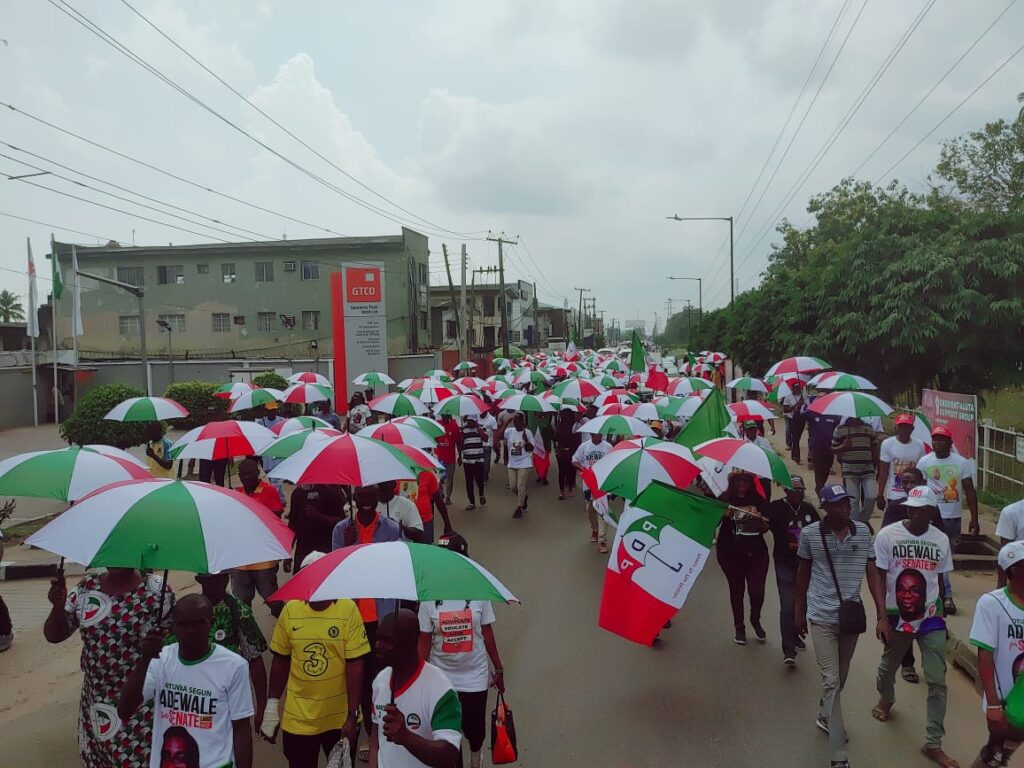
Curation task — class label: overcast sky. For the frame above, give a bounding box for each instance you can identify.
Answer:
[1,0,1021,332]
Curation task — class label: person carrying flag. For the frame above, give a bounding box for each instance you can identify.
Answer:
[573,432,613,553]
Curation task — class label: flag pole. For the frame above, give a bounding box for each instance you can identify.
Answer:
[27,238,38,427]
[51,233,60,427]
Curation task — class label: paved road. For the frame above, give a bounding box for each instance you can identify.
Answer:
[0,460,993,767]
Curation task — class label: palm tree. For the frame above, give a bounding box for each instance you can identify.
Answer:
[0,290,25,323]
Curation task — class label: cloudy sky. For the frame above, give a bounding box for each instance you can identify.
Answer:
[1,0,1021,332]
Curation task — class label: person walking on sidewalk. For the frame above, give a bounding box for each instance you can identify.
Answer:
[877,414,926,526]
[504,412,534,519]
[871,486,957,768]
[795,483,891,768]
[555,408,582,500]
[767,475,819,666]
[717,471,770,646]
[995,496,1024,587]
[831,416,878,524]
[807,406,841,494]
[572,432,613,553]
[436,414,461,505]
[458,414,488,511]
[231,459,285,618]
[782,382,807,464]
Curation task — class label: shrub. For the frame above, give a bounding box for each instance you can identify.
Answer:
[253,371,289,390]
[164,380,229,429]
[60,383,150,448]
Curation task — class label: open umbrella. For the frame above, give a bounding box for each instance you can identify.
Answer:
[261,428,344,459]
[493,345,526,359]
[452,361,478,373]
[600,359,629,373]
[369,392,429,416]
[453,376,487,392]
[492,357,514,371]
[280,383,333,405]
[435,394,490,419]
[353,371,396,388]
[583,438,700,500]
[227,387,284,413]
[577,415,656,438]
[654,395,702,421]
[423,369,454,382]
[0,447,154,502]
[213,381,255,400]
[727,401,777,422]
[621,403,661,421]
[498,393,556,413]
[25,479,293,571]
[512,368,551,388]
[765,356,830,377]
[405,380,458,405]
[726,377,768,393]
[665,377,714,396]
[84,444,149,470]
[287,371,333,387]
[693,438,792,487]
[390,415,445,439]
[808,371,877,391]
[552,379,604,401]
[808,391,893,418]
[271,415,333,435]
[268,434,423,486]
[269,541,517,603]
[356,422,437,449]
[593,390,636,408]
[169,420,277,460]
[104,396,189,422]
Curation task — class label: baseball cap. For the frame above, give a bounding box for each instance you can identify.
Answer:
[301,550,327,569]
[931,425,953,438]
[903,485,938,508]
[264,401,279,410]
[742,420,758,429]
[789,475,806,490]
[894,413,914,426]
[819,483,852,503]
[998,541,1024,572]
[437,531,469,556]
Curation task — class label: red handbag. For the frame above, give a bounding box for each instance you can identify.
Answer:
[490,692,518,764]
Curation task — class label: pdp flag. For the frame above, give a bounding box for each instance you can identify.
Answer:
[532,427,550,479]
[598,482,725,645]
[26,239,39,338]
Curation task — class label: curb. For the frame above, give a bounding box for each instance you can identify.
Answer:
[948,632,982,692]
[0,560,85,581]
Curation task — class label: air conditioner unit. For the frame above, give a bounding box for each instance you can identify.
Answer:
[283,261,296,272]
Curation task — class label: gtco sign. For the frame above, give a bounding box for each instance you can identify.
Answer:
[345,267,381,302]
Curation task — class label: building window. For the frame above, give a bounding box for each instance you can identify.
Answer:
[117,266,144,286]
[233,315,246,325]
[158,313,185,332]
[197,263,209,275]
[157,265,184,285]
[118,315,140,337]
[254,262,274,282]
[445,320,457,339]
[301,260,319,280]
[257,312,275,331]
[222,263,237,283]
[301,310,320,330]
[418,263,428,282]
[420,310,428,329]
[483,296,495,316]
[511,330,521,343]
[212,313,230,333]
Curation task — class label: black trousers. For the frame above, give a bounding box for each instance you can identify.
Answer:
[810,448,834,493]
[790,414,807,462]
[556,450,576,492]
[0,595,11,635]
[361,621,379,736]
[198,458,227,486]
[458,690,489,755]
[717,536,769,630]
[464,462,485,504]
[282,729,346,768]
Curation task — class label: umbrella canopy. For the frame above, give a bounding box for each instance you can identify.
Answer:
[83,444,149,470]
[169,420,277,460]
[492,357,514,370]
[621,403,661,422]
[808,371,878,391]
[552,378,605,400]
[423,369,454,382]
[356,422,437,449]
[268,434,422,486]
[808,392,893,418]
[26,479,293,571]
[593,390,636,408]
[227,388,284,413]
[765,356,830,377]
[213,381,255,400]
[261,428,344,459]
[104,396,189,422]
[654,396,697,420]
[577,415,656,438]
[396,377,425,392]
[390,415,445,439]
[280,383,333,405]
[584,438,700,500]
[498,393,556,413]
[588,373,621,389]
[512,368,551,387]
[665,377,714,396]
[703,352,727,364]
[288,371,333,387]
[453,376,487,392]
[369,392,429,416]
[353,371,396,388]
[0,447,153,502]
[600,359,628,373]
[694,438,792,487]
[272,415,333,435]
[452,361,478,372]
[435,394,490,419]
[405,380,458,404]
[726,377,769,393]
[270,541,518,603]
[493,345,526,359]
[727,401,777,422]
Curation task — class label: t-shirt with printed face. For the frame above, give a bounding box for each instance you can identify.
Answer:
[372,662,462,768]
[143,643,254,768]
[917,451,976,520]
[879,437,926,500]
[418,600,496,693]
[874,521,953,634]
[269,599,371,735]
[571,440,612,469]
[504,428,533,470]
[347,404,372,432]
[970,588,1024,709]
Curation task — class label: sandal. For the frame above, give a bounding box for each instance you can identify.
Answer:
[358,744,370,762]
[901,666,920,684]
[871,703,892,722]
[920,745,960,768]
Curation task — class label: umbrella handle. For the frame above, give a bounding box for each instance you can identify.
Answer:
[155,569,169,627]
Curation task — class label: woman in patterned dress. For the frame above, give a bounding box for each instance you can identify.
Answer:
[44,567,175,767]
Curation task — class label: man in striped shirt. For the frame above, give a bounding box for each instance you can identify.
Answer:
[458,415,488,511]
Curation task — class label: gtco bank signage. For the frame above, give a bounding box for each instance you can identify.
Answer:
[340,264,387,395]
[346,267,382,303]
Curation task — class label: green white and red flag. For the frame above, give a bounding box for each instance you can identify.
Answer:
[532,427,550,478]
[599,482,725,645]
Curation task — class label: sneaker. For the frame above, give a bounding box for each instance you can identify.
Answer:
[469,750,482,768]
[795,636,806,651]
[784,655,797,667]
[945,597,957,616]
[734,629,747,646]
[480,496,487,507]
[569,489,576,497]
[590,531,599,543]
[815,716,829,735]
[465,504,476,511]
[751,621,767,643]
[598,540,609,554]
[558,493,565,500]
[0,632,12,652]
[512,507,523,519]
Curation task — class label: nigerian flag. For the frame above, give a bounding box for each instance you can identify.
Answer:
[599,482,725,645]
[674,386,731,449]
[629,331,646,373]
[50,245,64,300]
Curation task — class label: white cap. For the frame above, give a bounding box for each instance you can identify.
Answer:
[999,541,1024,572]
[903,486,938,508]
[301,550,327,569]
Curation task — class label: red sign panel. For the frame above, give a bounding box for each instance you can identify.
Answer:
[921,389,978,460]
[345,267,382,303]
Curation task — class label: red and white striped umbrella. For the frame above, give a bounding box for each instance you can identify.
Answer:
[169,420,277,460]
[227,388,284,413]
[584,438,700,500]
[765,356,830,377]
[369,392,429,416]
[552,378,604,400]
[665,377,714,396]
[356,422,437,449]
[268,434,422,486]
[435,394,490,419]
[453,376,487,392]
[727,401,777,422]
[287,371,333,387]
[271,416,334,435]
[405,380,458,404]
[280,383,333,405]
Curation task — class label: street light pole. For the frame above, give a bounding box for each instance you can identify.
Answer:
[76,269,150,394]
[157,320,174,385]
[666,215,734,307]
[667,276,702,334]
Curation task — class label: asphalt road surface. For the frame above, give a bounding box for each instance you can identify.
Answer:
[0,466,993,767]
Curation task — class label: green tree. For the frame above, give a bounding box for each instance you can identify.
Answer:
[164,380,230,429]
[0,290,25,322]
[253,371,288,390]
[60,383,151,448]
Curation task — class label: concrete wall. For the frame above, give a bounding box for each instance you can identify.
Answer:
[0,367,42,429]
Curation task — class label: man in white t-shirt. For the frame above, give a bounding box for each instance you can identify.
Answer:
[477,406,498,485]
[371,609,462,768]
[916,425,979,615]
[572,433,613,552]
[994,497,1024,587]
[878,413,927,526]
[118,594,254,768]
[872,486,954,766]
[504,412,534,519]
[377,481,425,542]
[969,540,1024,767]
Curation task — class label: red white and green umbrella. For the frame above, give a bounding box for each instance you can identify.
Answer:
[654,396,697,420]
[169,420,277,460]
[0,447,153,502]
[268,434,422,486]
[512,368,551,387]
[453,376,487,392]
[621,403,661,421]
[498,393,556,413]
[600,359,629,373]
[552,378,605,400]
[287,371,333,387]
[726,377,768,393]
[552,363,580,377]
[492,357,514,371]
[808,391,892,418]
[405,380,458,404]
[452,361,478,373]
[26,479,293,572]
[369,392,429,416]
[272,415,333,435]
[703,352,727,364]
[584,438,700,500]
[423,369,454,382]
[280,383,333,405]
[270,541,518,604]
[262,428,343,459]
[213,382,255,400]
[353,371,396,388]
[665,377,714,396]
[727,401,777,422]
[227,388,284,413]
[104,396,189,422]
[593,390,636,408]
[435,394,489,419]
[808,371,877,391]
[765,356,830,377]
[577,415,656,438]
[83,444,149,470]
[396,377,425,392]
[694,438,792,487]
[356,422,437,449]
[391,415,445,439]
[390,443,443,471]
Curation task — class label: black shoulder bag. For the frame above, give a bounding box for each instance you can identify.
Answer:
[819,524,866,635]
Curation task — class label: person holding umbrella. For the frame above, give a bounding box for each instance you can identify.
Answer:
[45,566,175,768]
[504,412,535,519]
[554,408,582,500]
[289,484,348,572]
[458,414,488,511]
[231,459,286,618]
[716,471,770,645]
[418,533,505,768]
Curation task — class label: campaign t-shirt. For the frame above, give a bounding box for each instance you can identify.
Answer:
[346,404,372,432]
[418,600,496,692]
[970,588,1024,709]
[237,480,285,570]
[398,472,441,523]
[269,599,370,735]
[879,437,926,500]
[874,521,953,634]
[372,663,462,768]
[571,440,612,469]
[378,497,424,532]
[143,643,254,768]
[435,420,461,464]
[478,414,498,452]
[917,452,976,520]
[504,428,534,470]
[996,500,1024,542]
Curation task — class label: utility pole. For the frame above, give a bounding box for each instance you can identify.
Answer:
[667,276,702,334]
[441,244,461,352]
[486,232,518,357]
[666,215,734,307]
[469,267,476,352]
[459,244,468,360]
[573,287,590,344]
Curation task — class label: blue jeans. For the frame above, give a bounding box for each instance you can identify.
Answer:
[941,518,961,597]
